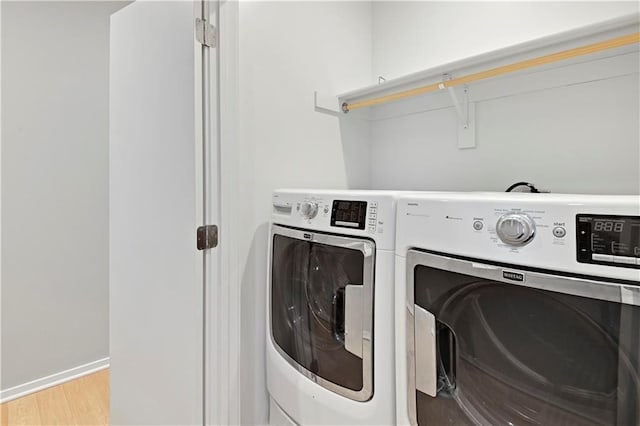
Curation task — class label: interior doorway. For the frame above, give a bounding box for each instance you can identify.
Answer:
[1,2,127,424]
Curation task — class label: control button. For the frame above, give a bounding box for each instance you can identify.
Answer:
[323,206,329,214]
[592,254,614,262]
[552,227,566,238]
[473,221,483,231]
[613,256,637,265]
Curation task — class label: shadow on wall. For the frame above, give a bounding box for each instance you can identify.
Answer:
[240,222,270,425]
[338,113,372,190]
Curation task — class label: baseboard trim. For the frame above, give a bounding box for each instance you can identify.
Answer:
[0,357,110,403]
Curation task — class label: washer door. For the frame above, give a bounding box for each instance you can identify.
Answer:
[270,226,375,401]
[407,250,640,426]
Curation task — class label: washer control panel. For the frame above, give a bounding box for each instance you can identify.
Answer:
[330,200,368,230]
[367,202,378,234]
[577,215,640,269]
[271,190,399,248]
[300,201,319,220]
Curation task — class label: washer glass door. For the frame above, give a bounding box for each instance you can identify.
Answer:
[270,226,374,401]
[407,250,640,426]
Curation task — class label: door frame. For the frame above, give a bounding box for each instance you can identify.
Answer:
[204,0,242,424]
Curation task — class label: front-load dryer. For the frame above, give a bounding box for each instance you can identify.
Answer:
[267,189,404,425]
[395,192,640,425]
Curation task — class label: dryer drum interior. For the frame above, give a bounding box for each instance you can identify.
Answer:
[270,231,374,399]
[410,254,640,426]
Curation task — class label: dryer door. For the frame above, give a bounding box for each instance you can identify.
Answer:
[270,225,375,401]
[406,250,640,426]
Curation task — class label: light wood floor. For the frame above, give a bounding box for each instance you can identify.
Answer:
[0,369,109,426]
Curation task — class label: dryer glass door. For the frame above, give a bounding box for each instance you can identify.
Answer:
[270,226,374,401]
[407,250,640,426]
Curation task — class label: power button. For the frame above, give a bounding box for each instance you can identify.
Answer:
[473,221,483,231]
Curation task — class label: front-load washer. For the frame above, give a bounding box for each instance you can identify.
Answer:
[267,189,404,425]
[395,192,640,425]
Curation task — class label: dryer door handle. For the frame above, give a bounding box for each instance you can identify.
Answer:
[344,284,364,359]
[331,287,346,343]
[414,304,437,397]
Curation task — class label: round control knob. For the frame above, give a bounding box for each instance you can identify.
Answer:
[300,201,319,219]
[496,212,536,246]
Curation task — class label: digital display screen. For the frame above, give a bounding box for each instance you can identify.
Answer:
[593,220,624,233]
[330,200,367,230]
[576,214,640,269]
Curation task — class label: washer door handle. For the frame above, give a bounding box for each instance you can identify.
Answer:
[344,284,364,358]
[415,304,437,397]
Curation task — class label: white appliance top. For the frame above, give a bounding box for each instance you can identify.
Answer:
[396,192,640,282]
[272,189,413,250]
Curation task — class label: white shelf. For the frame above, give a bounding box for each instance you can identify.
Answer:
[337,13,639,106]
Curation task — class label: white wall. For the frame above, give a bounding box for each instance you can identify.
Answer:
[236,2,372,423]
[372,1,639,80]
[370,66,640,193]
[367,2,640,194]
[1,1,125,396]
[0,1,3,397]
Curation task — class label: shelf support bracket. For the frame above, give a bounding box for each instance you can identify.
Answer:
[314,91,341,117]
[444,80,476,149]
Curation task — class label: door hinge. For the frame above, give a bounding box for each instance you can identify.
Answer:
[197,225,218,250]
[195,17,216,48]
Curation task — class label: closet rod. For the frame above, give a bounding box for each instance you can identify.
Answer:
[342,32,640,113]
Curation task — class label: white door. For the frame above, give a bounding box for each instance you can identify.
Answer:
[109,1,219,424]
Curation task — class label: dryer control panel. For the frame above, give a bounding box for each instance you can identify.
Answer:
[577,215,640,269]
[395,192,640,282]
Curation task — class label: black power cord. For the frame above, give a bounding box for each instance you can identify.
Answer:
[505,181,545,193]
